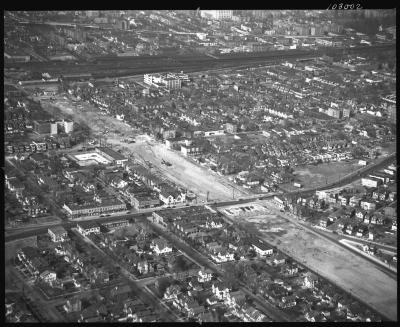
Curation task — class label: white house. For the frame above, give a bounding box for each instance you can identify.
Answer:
[252,241,274,256]
[273,195,285,210]
[159,188,185,206]
[77,222,100,236]
[360,200,376,211]
[39,270,57,284]
[198,268,213,283]
[48,226,68,242]
[151,238,173,255]
[211,250,235,263]
[212,282,231,300]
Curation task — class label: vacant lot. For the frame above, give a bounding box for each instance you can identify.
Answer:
[292,161,360,189]
[219,201,397,321]
[5,236,38,262]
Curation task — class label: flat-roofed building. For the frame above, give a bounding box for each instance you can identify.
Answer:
[96,147,128,167]
[48,226,68,242]
[63,198,126,219]
[252,240,274,256]
[77,221,100,236]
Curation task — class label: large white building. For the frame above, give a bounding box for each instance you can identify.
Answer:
[64,120,74,133]
[361,177,382,188]
[144,72,186,90]
[200,10,233,20]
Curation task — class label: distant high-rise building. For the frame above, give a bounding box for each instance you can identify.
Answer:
[50,121,58,135]
[64,120,74,134]
[327,107,342,119]
[342,107,351,119]
[200,10,233,20]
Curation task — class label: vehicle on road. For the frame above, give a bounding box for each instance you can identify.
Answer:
[161,159,172,166]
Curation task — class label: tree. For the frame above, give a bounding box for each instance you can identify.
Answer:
[155,277,171,297]
[173,255,187,272]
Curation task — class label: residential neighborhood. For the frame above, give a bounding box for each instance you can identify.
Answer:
[5,9,396,323]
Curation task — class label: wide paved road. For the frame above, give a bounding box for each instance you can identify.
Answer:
[6,151,395,242]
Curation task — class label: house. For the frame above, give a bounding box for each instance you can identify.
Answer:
[110,176,128,189]
[225,290,246,308]
[319,218,330,228]
[360,200,376,211]
[212,281,231,300]
[278,295,297,308]
[197,268,213,283]
[368,230,375,240]
[241,305,268,322]
[159,186,185,206]
[388,191,397,202]
[79,304,104,322]
[39,270,57,284]
[48,226,68,243]
[349,195,362,207]
[356,225,368,237]
[164,284,181,300]
[204,219,223,229]
[211,250,235,263]
[370,214,385,225]
[283,263,299,276]
[206,241,222,252]
[150,238,173,255]
[64,298,82,313]
[346,223,357,235]
[273,195,285,210]
[187,304,205,318]
[137,260,150,274]
[252,240,274,256]
[338,195,350,206]
[355,209,366,221]
[303,272,318,288]
[77,221,100,236]
[362,244,375,255]
[272,254,286,266]
[363,213,371,224]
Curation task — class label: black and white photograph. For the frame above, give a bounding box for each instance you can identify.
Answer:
[4,8,397,323]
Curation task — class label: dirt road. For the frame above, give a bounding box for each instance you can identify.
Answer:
[37,93,250,202]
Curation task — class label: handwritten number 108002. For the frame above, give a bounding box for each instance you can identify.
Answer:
[327,4,363,9]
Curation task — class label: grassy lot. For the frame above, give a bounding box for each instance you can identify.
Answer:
[286,160,361,190]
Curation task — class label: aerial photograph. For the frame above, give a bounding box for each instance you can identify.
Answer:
[4,9,397,323]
